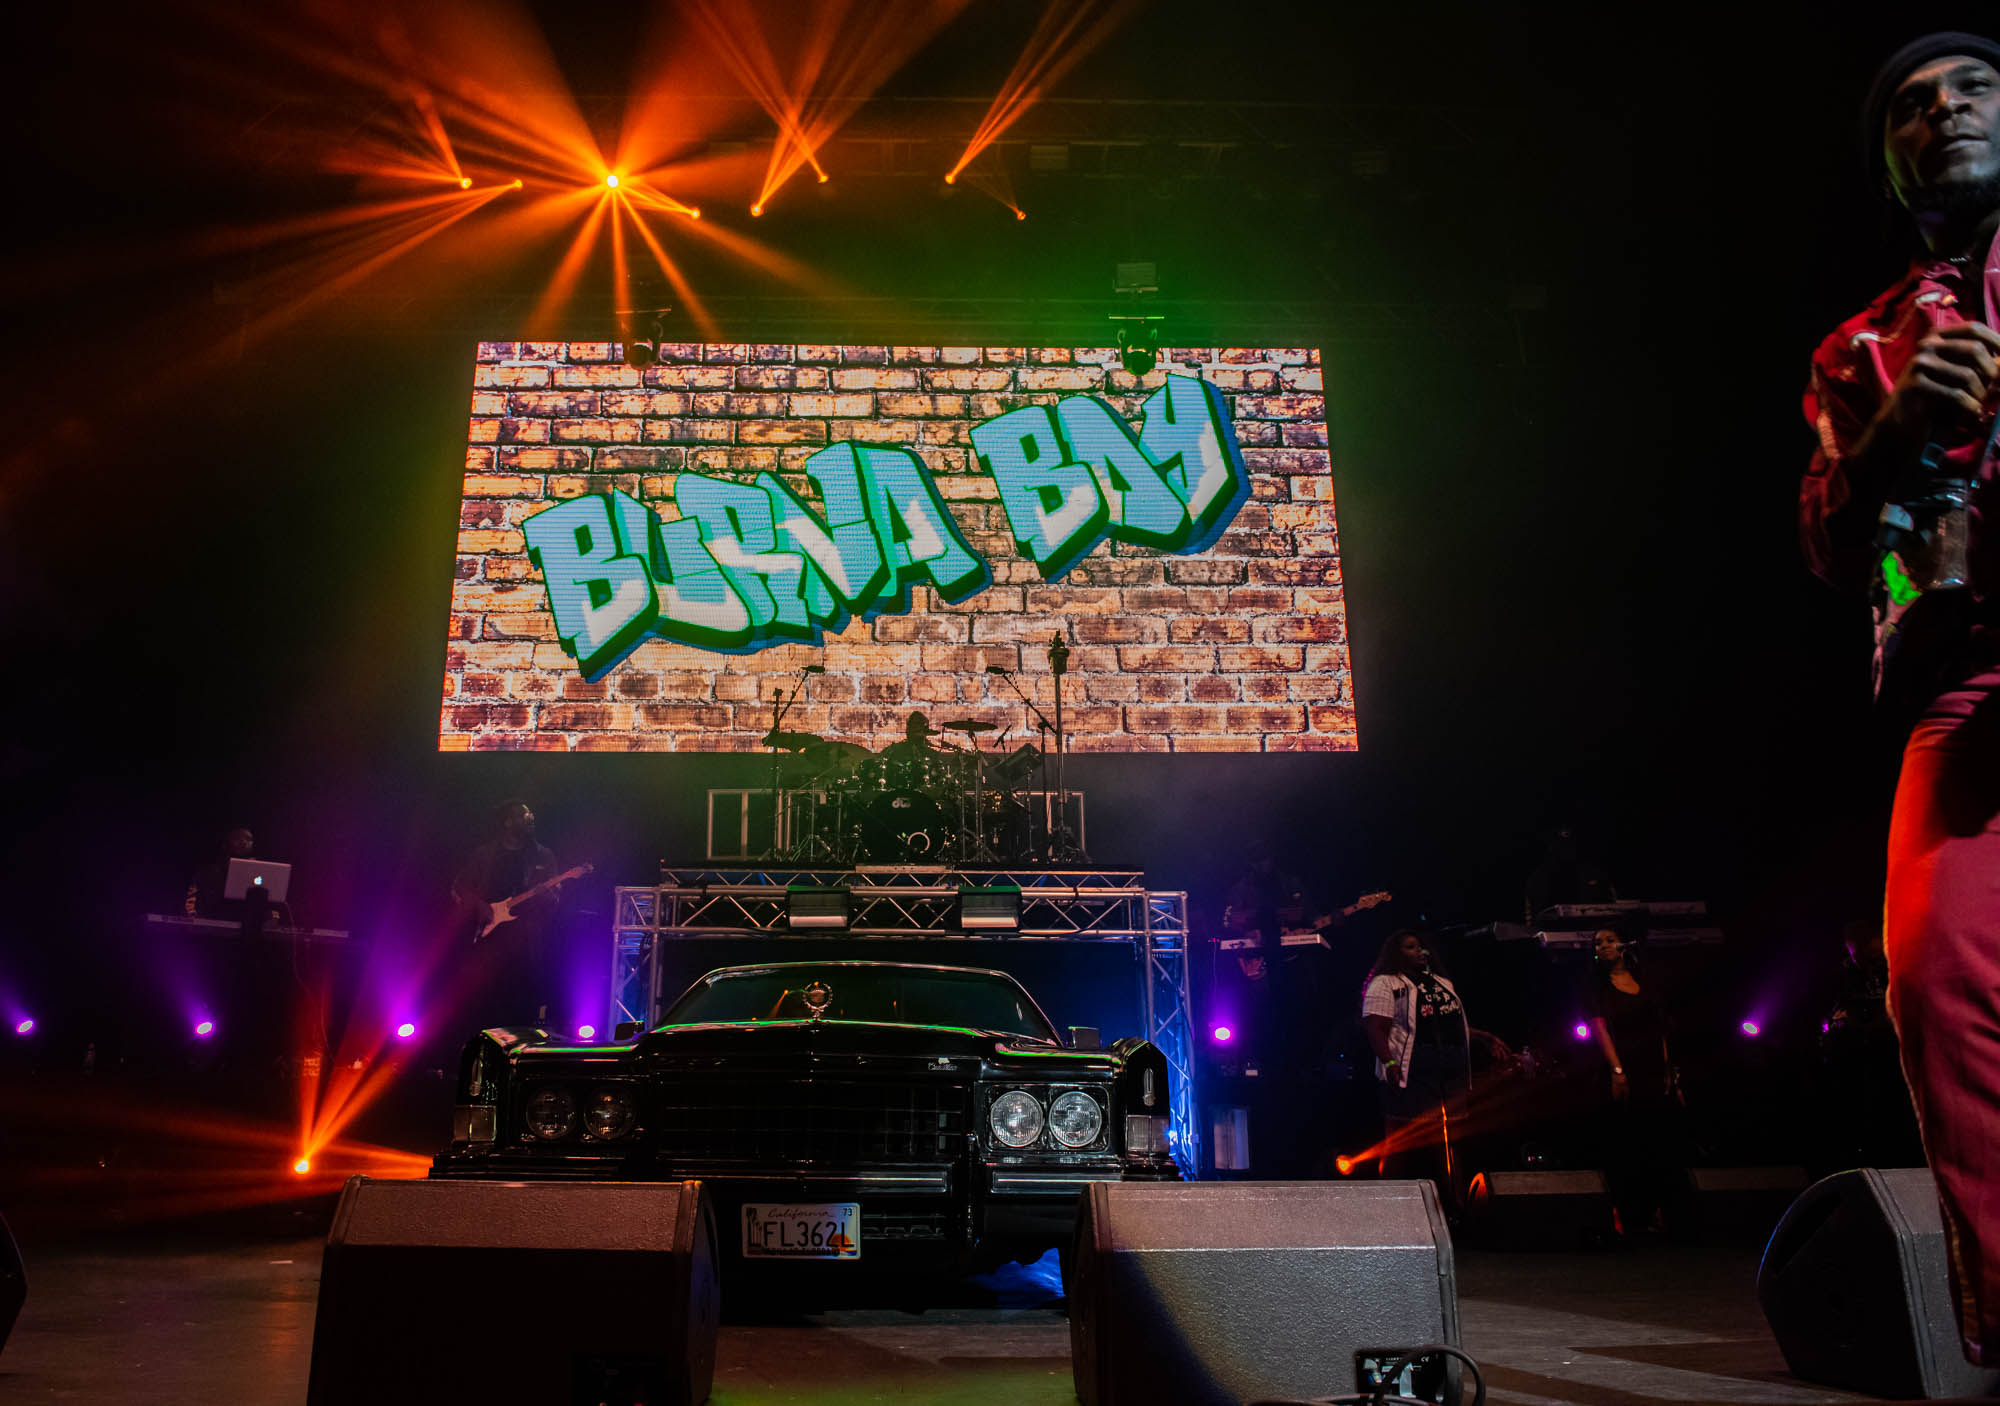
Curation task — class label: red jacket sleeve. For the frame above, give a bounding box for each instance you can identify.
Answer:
[1799,329,1889,594]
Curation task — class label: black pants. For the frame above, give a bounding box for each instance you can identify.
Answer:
[1378,1045,1469,1207]
[1602,1091,1687,1235]
[469,921,566,1029]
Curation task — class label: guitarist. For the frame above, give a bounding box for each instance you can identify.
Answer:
[1798,32,2000,1368]
[453,799,563,1025]
[1217,844,1389,1175]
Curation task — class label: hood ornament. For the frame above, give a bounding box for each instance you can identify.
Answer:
[803,981,832,1021]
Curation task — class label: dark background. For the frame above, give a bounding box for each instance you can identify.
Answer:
[2,2,1990,1165]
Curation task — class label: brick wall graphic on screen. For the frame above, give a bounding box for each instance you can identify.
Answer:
[443,343,1352,753]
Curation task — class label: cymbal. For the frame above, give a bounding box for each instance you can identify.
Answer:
[799,739,870,772]
[761,729,823,751]
[940,719,998,733]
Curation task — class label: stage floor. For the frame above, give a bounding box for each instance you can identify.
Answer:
[0,1232,1881,1405]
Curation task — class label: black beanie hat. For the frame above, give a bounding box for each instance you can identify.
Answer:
[1862,30,2000,193]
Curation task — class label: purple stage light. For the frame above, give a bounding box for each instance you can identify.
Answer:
[1211,1024,1233,1043]
[576,1024,597,1041]
[395,1022,416,1040]
[1572,1021,1591,1041]
[1740,1019,1762,1038]
[194,1019,215,1038]
[13,1018,33,1036]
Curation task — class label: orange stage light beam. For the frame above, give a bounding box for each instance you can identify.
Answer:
[608,188,634,345]
[619,178,702,220]
[954,150,1026,222]
[623,205,717,341]
[682,0,964,214]
[190,185,496,258]
[944,0,1139,184]
[679,212,851,300]
[525,193,613,340]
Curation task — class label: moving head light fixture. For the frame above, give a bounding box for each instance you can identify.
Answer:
[620,307,673,369]
[1110,261,1161,377]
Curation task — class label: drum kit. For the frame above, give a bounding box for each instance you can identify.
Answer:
[759,638,1088,866]
[760,721,1050,864]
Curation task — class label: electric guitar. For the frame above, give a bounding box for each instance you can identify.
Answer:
[1219,890,1393,950]
[475,863,592,943]
[1282,890,1394,946]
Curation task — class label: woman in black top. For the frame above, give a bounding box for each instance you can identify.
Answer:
[1588,928,1686,1236]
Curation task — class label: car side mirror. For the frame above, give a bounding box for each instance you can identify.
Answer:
[614,1020,644,1041]
[1068,1026,1101,1051]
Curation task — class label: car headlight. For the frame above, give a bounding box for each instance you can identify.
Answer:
[1049,1090,1104,1148]
[585,1088,636,1140]
[989,1090,1044,1148]
[524,1086,577,1140]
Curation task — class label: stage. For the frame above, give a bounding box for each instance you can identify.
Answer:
[0,1223,1876,1406]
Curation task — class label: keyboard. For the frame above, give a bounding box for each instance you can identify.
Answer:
[143,914,352,943]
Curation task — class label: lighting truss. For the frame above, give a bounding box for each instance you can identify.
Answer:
[609,865,1198,1177]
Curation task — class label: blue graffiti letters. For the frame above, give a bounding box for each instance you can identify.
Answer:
[522,373,1252,672]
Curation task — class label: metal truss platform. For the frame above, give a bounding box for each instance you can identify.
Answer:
[611,865,1199,1177]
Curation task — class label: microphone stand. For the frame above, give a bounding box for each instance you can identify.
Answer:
[986,665,1058,862]
[764,664,818,859]
[1045,634,1083,862]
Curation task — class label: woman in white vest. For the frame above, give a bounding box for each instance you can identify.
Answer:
[1361,930,1477,1204]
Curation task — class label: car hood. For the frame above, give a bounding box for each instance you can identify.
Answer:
[601,1019,1115,1073]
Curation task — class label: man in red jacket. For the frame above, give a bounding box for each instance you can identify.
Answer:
[1799,30,2000,1365]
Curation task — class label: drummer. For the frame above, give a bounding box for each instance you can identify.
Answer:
[882,711,938,767]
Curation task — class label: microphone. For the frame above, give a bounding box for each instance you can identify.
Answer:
[804,663,826,674]
[985,665,1010,675]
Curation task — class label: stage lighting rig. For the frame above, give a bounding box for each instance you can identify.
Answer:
[620,308,672,369]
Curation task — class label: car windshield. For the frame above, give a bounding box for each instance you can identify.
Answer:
[662,965,1058,1042]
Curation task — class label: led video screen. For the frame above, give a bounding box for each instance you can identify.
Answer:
[443,342,1351,752]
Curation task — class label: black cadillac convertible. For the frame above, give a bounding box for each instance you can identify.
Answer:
[431,960,1180,1275]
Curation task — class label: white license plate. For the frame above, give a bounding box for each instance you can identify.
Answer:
[741,1201,861,1260]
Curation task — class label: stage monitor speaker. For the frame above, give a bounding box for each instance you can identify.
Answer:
[1688,1165,1807,1242]
[307,1177,719,1406]
[1758,1167,2000,1401]
[1071,1180,1460,1406]
[0,1209,22,1359]
[1464,1170,1610,1250]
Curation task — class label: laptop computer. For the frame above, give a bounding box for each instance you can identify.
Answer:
[223,857,292,903]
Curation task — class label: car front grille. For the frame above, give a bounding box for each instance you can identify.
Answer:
[654,1078,967,1164]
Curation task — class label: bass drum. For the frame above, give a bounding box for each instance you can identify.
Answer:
[855,789,955,862]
